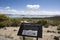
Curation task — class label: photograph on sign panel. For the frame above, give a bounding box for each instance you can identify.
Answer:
[22,30,38,36]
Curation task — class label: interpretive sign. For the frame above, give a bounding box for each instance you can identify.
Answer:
[17,23,42,38]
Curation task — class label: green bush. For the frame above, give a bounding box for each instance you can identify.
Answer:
[57,25,60,30]
[44,24,49,28]
[0,14,9,28]
[0,14,9,22]
[48,21,59,26]
[37,19,47,26]
[0,22,7,28]
[11,18,20,26]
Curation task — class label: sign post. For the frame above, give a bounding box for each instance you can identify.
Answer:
[17,23,42,40]
[36,36,38,40]
[23,36,25,40]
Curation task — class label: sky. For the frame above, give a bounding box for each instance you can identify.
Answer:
[0,0,60,15]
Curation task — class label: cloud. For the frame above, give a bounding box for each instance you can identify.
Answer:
[0,7,60,15]
[26,4,40,9]
[5,6,10,9]
[0,7,24,14]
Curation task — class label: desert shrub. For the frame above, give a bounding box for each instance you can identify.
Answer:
[20,36,33,40]
[4,27,7,30]
[0,22,7,28]
[5,34,13,39]
[57,25,60,30]
[25,37,33,40]
[13,29,17,31]
[11,18,20,27]
[0,14,9,28]
[44,24,49,28]
[0,14,9,22]
[49,21,59,26]
[37,19,47,26]
[47,20,60,26]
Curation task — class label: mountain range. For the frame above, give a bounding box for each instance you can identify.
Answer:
[5,14,60,18]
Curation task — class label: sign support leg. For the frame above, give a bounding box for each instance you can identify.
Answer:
[23,36,25,40]
[36,37,38,40]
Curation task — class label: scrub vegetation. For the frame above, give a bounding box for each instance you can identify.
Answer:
[0,14,60,30]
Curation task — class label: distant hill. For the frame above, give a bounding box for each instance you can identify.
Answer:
[5,14,54,18]
[46,16,60,21]
[4,14,60,21]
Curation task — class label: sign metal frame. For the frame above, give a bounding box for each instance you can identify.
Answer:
[17,23,42,40]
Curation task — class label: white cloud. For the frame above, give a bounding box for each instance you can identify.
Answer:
[0,7,24,14]
[0,7,60,15]
[26,4,40,9]
[5,6,10,9]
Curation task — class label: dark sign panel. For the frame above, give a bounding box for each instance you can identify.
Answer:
[17,23,42,38]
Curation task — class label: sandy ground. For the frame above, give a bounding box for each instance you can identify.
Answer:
[0,27,20,40]
[0,26,60,40]
[0,36,13,40]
